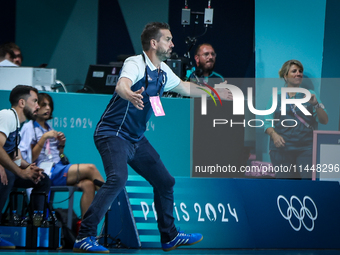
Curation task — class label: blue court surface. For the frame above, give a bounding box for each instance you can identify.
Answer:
[1,249,340,255]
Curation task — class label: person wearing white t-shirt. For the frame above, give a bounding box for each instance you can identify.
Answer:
[0,85,50,249]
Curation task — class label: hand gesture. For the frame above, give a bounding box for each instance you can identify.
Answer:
[0,165,8,185]
[20,163,45,184]
[130,87,145,110]
[215,81,233,100]
[216,88,233,100]
[43,130,58,139]
[308,94,318,106]
[57,132,66,146]
[272,133,286,148]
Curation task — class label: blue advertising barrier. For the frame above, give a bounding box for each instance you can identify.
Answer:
[128,177,340,249]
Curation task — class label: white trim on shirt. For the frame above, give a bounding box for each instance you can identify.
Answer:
[0,109,19,138]
[119,52,180,92]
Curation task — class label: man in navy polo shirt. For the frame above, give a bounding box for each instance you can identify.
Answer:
[0,85,50,249]
[73,22,233,253]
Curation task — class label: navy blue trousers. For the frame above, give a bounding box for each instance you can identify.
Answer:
[78,135,177,243]
[270,149,313,180]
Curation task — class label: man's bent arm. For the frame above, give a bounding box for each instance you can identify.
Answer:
[115,77,145,110]
[0,132,38,181]
[171,81,206,97]
[0,132,24,176]
[172,80,232,100]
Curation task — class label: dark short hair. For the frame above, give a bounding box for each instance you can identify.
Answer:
[9,85,38,106]
[0,43,15,59]
[141,22,170,51]
[195,43,214,56]
[3,42,23,61]
[4,42,20,52]
[38,93,54,120]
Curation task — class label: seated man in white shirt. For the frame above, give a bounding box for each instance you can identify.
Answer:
[19,93,105,219]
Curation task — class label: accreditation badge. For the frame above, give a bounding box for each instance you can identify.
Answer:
[150,96,165,117]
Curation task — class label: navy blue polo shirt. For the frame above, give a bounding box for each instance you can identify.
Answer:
[94,53,180,142]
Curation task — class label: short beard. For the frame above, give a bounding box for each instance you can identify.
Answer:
[198,62,215,75]
[23,106,36,120]
[156,49,171,62]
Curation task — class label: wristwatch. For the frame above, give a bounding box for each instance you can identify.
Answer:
[314,103,325,110]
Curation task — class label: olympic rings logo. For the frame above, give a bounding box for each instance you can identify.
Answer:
[277,195,318,231]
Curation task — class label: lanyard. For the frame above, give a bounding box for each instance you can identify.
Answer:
[10,109,19,156]
[45,139,51,155]
[33,121,53,159]
[286,93,312,129]
[142,54,163,96]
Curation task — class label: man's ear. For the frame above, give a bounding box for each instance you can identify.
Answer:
[18,98,25,108]
[194,55,199,65]
[150,39,157,50]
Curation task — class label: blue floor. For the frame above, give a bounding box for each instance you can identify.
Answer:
[1,249,340,255]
